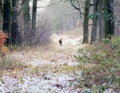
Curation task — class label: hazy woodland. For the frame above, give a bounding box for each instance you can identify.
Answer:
[0,0,120,93]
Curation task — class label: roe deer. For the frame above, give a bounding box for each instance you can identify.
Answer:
[59,38,62,46]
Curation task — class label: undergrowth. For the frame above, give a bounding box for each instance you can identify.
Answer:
[0,31,25,71]
[0,56,25,70]
[75,36,120,92]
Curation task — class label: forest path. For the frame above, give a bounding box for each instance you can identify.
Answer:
[11,33,84,67]
[0,34,86,93]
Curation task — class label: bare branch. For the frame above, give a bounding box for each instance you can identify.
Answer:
[69,0,83,15]
[69,0,80,10]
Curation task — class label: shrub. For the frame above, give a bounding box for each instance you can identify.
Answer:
[0,31,7,50]
[0,30,9,56]
[75,36,120,92]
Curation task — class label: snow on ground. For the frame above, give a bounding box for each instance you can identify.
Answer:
[0,36,82,93]
[0,71,82,93]
[0,34,115,93]
[0,51,82,93]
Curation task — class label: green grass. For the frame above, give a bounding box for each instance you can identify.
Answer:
[75,36,120,92]
[0,55,25,70]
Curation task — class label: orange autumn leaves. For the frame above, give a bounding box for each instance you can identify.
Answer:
[0,30,9,54]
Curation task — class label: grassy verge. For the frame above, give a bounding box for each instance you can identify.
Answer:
[75,36,120,92]
[0,55,26,71]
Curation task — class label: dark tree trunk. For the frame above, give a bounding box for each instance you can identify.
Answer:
[70,0,90,43]
[105,0,114,38]
[91,0,99,43]
[107,0,114,36]
[22,0,31,45]
[32,0,38,32]
[82,0,90,43]
[30,0,38,45]
[0,0,2,29]
[2,0,11,44]
[11,0,21,45]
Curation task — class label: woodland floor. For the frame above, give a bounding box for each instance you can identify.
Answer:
[0,34,85,93]
[0,34,117,93]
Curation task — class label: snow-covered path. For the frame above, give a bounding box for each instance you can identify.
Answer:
[0,45,84,93]
[0,71,82,93]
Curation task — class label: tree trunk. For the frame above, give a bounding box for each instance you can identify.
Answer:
[3,0,12,44]
[32,0,38,32]
[30,0,38,45]
[107,0,114,36]
[11,0,21,45]
[0,0,2,29]
[91,0,99,43]
[98,0,105,40]
[104,0,114,38]
[22,0,31,45]
[82,0,90,43]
